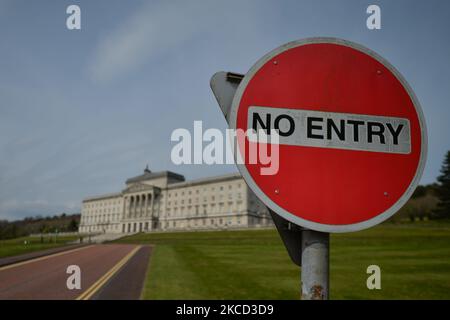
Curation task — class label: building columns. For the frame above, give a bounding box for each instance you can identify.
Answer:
[145,193,149,217]
[150,193,154,217]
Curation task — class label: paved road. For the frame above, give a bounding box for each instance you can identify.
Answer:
[92,246,152,300]
[0,244,149,300]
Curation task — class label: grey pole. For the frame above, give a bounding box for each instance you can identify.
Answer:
[301,229,330,300]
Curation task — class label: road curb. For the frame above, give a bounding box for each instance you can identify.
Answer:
[0,243,88,268]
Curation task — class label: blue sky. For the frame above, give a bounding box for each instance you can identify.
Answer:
[0,0,449,220]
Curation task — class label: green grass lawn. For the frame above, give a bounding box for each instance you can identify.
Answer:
[116,221,450,300]
[0,235,80,259]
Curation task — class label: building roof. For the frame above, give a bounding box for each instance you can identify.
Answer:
[125,168,185,184]
[83,192,122,202]
[168,172,242,189]
[82,170,243,202]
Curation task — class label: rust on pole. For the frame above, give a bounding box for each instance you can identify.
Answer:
[301,229,329,300]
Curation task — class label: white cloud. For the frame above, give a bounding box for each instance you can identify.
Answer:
[87,0,271,83]
[88,1,217,83]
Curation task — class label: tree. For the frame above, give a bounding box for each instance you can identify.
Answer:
[412,185,427,198]
[433,151,450,219]
[67,219,79,232]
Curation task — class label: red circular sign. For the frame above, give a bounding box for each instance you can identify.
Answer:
[230,38,427,232]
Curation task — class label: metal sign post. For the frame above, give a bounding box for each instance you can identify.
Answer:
[301,230,329,300]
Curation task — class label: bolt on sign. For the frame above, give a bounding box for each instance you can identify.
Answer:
[228,37,427,233]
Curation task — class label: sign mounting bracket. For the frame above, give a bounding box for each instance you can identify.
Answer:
[210,70,303,266]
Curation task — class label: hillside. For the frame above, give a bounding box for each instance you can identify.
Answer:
[0,213,80,240]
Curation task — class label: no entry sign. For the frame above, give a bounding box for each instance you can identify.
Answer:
[229,38,427,232]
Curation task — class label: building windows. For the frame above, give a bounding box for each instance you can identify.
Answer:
[81,176,264,233]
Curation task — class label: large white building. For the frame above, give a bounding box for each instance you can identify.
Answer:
[78,167,272,234]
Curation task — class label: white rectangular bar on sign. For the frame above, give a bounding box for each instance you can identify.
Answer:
[247,106,411,154]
